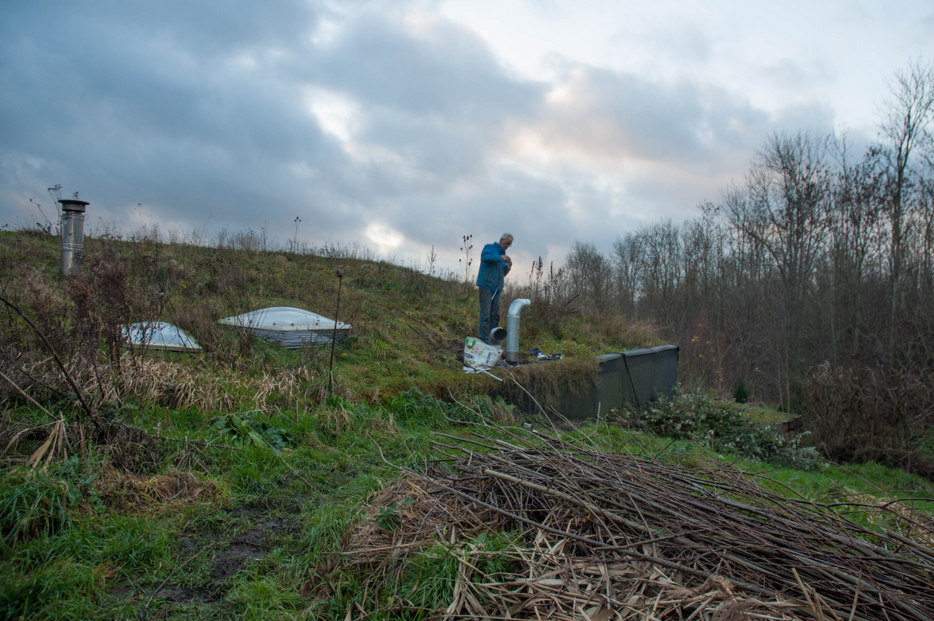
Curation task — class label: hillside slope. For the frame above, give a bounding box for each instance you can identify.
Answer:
[2,231,932,620]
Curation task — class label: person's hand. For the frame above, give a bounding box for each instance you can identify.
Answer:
[503,255,512,267]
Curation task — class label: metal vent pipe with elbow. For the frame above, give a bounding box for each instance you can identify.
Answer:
[505,298,530,363]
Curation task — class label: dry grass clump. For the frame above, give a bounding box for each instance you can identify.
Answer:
[109,357,320,411]
[94,421,161,474]
[97,467,223,513]
[10,354,322,413]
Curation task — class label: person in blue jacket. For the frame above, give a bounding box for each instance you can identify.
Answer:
[476,233,513,343]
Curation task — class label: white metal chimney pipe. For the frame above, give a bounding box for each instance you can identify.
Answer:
[505,298,531,363]
[59,199,89,275]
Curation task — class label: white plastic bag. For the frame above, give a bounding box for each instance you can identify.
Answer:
[463,336,502,371]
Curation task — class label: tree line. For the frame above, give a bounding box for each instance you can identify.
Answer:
[520,61,934,470]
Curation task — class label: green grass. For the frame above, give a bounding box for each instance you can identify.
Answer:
[730,402,792,425]
[2,230,933,618]
[0,510,178,619]
[2,394,932,618]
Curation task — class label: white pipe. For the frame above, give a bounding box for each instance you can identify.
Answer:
[505,298,531,363]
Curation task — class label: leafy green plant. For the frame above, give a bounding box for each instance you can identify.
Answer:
[627,392,821,469]
[212,411,294,452]
[383,389,511,429]
[385,389,450,428]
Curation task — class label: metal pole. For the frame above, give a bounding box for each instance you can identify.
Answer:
[327,266,344,396]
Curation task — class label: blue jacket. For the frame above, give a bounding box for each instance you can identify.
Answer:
[476,241,511,291]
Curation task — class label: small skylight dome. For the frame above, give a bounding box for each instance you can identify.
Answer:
[217,306,351,349]
[122,321,201,352]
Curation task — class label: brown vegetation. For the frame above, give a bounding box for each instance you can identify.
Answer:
[97,468,223,513]
[348,432,934,620]
[802,362,934,478]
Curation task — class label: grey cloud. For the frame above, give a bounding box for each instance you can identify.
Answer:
[621,20,714,66]
[344,160,572,266]
[1,1,849,274]
[307,14,544,180]
[762,58,832,93]
[313,14,540,119]
[1,2,553,248]
[672,25,715,64]
[772,103,837,136]
[0,1,352,233]
[73,1,320,60]
[536,64,772,167]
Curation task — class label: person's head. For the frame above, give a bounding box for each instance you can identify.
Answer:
[499,233,513,249]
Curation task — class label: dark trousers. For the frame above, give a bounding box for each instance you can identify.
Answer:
[478,286,501,343]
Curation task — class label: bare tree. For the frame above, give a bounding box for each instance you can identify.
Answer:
[637,220,682,313]
[565,241,614,314]
[715,132,833,406]
[612,232,643,315]
[824,132,885,360]
[877,60,934,349]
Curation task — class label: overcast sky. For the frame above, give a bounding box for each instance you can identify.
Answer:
[2,1,932,277]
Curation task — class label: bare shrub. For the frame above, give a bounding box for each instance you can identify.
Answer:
[70,246,137,368]
[1,241,173,408]
[802,362,934,478]
[230,229,264,253]
[1,265,71,355]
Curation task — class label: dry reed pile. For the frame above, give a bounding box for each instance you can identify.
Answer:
[350,432,934,620]
[97,468,223,512]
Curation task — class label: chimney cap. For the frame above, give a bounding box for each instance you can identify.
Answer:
[58,199,89,212]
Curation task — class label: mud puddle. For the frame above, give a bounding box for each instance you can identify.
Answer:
[112,506,299,610]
